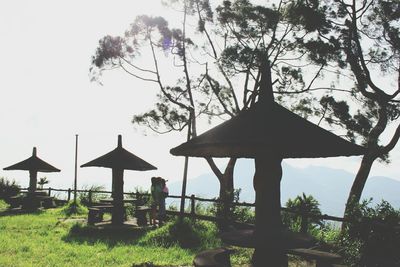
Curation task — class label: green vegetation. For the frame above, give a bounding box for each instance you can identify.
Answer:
[78,184,108,206]
[337,200,400,267]
[60,201,88,216]
[2,192,399,266]
[0,208,253,266]
[0,208,194,266]
[283,193,322,233]
[0,199,9,211]
[0,177,20,203]
[37,177,49,189]
[138,218,221,249]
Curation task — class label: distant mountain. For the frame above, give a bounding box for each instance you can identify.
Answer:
[168,159,400,217]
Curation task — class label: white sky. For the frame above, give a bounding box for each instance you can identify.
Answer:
[0,0,399,193]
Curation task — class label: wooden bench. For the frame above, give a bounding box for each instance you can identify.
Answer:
[193,247,233,267]
[87,205,114,225]
[135,206,151,226]
[36,196,56,208]
[8,196,22,208]
[87,204,130,225]
[287,248,343,267]
[88,208,103,225]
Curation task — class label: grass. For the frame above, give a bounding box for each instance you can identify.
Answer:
[0,199,9,211]
[0,206,312,266]
[0,207,254,266]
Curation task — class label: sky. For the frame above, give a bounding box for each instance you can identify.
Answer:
[0,0,399,196]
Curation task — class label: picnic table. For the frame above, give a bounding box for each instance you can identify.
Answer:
[87,202,151,226]
[9,190,56,210]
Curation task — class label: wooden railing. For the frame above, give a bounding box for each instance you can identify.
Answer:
[21,187,347,225]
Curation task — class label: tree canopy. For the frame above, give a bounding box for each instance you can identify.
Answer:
[91,0,400,220]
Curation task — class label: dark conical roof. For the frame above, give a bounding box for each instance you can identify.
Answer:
[81,135,157,171]
[170,102,365,158]
[3,147,61,172]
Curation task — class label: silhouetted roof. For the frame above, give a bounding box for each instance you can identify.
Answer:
[3,147,61,172]
[81,135,157,171]
[170,102,365,158]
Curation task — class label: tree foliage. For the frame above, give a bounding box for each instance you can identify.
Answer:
[339,199,400,266]
[90,0,400,223]
[283,193,322,233]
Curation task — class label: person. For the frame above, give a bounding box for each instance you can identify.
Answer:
[150,177,162,226]
[158,177,169,224]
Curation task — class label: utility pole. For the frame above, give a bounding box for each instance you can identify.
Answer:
[73,134,78,204]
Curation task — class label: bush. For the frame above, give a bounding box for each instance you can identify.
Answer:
[138,218,222,250]
[0,199,9,210]
[78,184,107,206]
[209,188,255,225]
[60,201,88,216]
[282,193,322,233]
[0,177,20,203]
[129,187,150,206]
[339,199,400,267]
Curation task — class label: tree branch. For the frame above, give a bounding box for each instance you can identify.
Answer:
[119,60,159,83]
[205,157,223,180]
[381,123,400,154]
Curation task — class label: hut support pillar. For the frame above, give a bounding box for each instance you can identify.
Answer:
[112,168,125,225]
[29,170,38,193]
[252,155,287,267]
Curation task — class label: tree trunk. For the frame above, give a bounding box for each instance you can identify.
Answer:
[205,157,237,227]
[219,158,236,227]
[347,155,375,205]
[342,152,376,231]
[252,155,287,267]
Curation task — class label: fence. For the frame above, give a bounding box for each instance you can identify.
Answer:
[22,187,347,226]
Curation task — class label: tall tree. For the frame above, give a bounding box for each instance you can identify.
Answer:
[292,0,400,219]
[90,0,338,222]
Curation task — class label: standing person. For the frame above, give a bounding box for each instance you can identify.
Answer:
[150,177,162,226]
[158,178,169,224]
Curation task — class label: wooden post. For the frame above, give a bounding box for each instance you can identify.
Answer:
[190,194,196,218]
[88,190,92,205]
[300,214,308,233]
[29,170,38,193]
[179,115,192,220]
[73,134,79,204]
[67,188,71,201]
[48,187,52,197]
[112,168,125,225]
[252,156,287,267]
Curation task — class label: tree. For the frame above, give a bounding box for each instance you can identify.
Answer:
[90,0,339,224]
[291,0,400,219]
[284,193,322,233]
[37,177,49,190]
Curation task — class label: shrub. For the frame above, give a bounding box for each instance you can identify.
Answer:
[78,184,107,206]
[0,199,9,210]
[338,199,400,266]
[138,218,222,250]
[283,193,322,233]
[129,187,150,206]
[60,201,88,216]
[209,188,255,225]
[0,177,20,203]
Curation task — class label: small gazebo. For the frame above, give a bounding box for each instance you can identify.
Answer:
[3,147,60,194]
[170,64,365,266]
[81,135,157,225]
